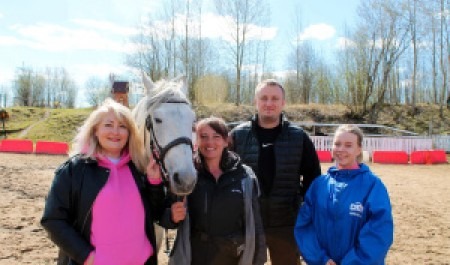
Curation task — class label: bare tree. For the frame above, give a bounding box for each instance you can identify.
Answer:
[14,66,33,106]
[286,4,305,104]
[340,0,411,122]
[297,42,315,104]
[408,0,418,107]
[54,68,77,108]
[127,0,213,105]
[31,73,46,107]
[213,0,267,105]
[127,19,166,81]
[85,76,110,107]
[315,60,334,104]
[438,0,448,116]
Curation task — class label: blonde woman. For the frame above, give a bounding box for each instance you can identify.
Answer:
[41,98,165,265]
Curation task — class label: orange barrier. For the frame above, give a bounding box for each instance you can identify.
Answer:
[372,151,409,164]
[411,150,448,164]
[316,150,332,162]
[0,139,34,153]
[35,141,69,155]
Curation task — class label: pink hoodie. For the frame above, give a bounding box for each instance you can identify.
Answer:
[89,153,153,265]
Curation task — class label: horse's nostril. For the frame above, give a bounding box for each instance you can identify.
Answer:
[173,173,181,185]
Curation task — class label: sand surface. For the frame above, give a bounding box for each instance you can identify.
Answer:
[0,153,449,264]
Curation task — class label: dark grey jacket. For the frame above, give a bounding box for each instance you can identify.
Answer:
[229,114,321,227]
[162,152,266,265]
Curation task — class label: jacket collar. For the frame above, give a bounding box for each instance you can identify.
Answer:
[327,163,370,180]
[197,150,242,176]
[251,112,289,132]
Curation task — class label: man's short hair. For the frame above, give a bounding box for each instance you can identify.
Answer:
[255,79,285,99]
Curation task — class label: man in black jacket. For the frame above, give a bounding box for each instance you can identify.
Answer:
[229,79,321,265]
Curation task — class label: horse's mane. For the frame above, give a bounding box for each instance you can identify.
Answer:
[132,79,191,160]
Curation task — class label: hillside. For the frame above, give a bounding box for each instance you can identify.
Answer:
[1,103,449,143]
[195,103,450,136]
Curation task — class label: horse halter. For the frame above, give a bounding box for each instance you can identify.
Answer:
[145,100,193,183]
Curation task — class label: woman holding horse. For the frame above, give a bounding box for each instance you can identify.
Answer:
[158,116,267,265]
[294,124,394,265]
[41,98,166,265]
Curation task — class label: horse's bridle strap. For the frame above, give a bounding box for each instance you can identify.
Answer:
[158,136,193,162]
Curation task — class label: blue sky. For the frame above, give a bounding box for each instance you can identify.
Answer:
[0,0,359,106]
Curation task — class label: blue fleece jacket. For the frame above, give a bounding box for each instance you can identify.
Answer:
[294,163,393,265]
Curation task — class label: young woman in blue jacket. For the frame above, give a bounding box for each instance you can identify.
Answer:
[294,124,393,265]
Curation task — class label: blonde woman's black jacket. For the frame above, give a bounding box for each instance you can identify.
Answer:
[41,155,165,265]
[230,114,322,228]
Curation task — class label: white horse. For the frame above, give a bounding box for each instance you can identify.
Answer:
[132,73,197,252]
[133,73,197,195]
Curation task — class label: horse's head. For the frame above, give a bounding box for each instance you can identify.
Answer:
[133,73,197,196]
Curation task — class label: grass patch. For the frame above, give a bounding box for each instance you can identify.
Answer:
[2,107,47,131]
[4,107,92,142]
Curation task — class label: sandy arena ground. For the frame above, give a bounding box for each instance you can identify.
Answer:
[0,153,449,264]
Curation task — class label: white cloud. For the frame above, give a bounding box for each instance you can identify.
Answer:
[336,37,356,49]
[8,21,131,52]
[72,19,139,36]
[69,63,134,85]
[414,40,431,49]
[242,64,263,74]
[202,13,277,43]
[271,70,296,79]
[205,13,277,42]
[435,9,450,19]
[141,12,277,43]
[0,67,14,84]
[0,12,3,19]
[0,35,22,46]
[298,23,336,41]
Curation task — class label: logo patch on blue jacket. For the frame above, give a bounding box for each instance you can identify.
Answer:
[349,202,364,218]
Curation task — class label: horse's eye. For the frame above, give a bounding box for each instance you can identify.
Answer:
[154,118,162,123]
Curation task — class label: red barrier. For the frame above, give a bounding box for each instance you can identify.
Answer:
[316,150,333,162]
[0,139,34,153]
[411,150,448,164]
[410,151,428,164]
[372,151,409,164]
[429,150,447,164]
[35,141,69,155]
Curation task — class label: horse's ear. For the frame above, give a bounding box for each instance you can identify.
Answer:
[142,72,154,95]
[172,75,188,96]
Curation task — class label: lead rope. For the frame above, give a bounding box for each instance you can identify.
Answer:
[164,195,185,256]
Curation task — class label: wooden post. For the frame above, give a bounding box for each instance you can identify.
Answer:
[0,109,8,138]
[1,119,5,138]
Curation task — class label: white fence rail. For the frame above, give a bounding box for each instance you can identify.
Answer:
[311,136,434,154]
[432,135,450,152]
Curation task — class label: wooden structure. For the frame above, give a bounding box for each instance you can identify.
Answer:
[111,81,130,107]
[0,109,8,138]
